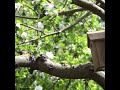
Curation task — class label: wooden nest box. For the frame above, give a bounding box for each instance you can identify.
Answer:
[87,30,105,71]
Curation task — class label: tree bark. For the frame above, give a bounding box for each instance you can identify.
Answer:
[72,0,105,20]
[15,55,105,89]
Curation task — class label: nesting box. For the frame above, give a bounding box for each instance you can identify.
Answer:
[87,30,105,71]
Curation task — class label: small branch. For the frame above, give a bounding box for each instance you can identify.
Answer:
[18,39,39,45]
[40,11,91,38]
[20,23,45,34]
[59,8,85,16]
[15,15,38,19]
[46,0,51,3]
[72,0,105,20]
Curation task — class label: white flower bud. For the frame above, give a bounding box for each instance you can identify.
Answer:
[46,52,54,59]
[46,3,54,11]
[16,23,21,28]
[37,22,44,31]
[34,85,43,90]
[69,44,75,50]
[21,32,27,38]
[15,3,22,10]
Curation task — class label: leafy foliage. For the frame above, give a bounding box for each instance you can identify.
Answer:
[15,0,104,90]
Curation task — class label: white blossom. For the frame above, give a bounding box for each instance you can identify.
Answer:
[24,8,27,11]
[42,2,58,16]
[45,11,49,15]
[33,80,37,86]
[59,23,65,29]
[79,22,83,25]
[53,10,58,15]
[31,1,35,4]
[37,22,44,31]
[21,32,27,38]
[37,41,42,47]
[34,85,43,90]
[46,52,54,59]
[46,3,54,11]
[15,3,22,10]
[69,44,75,50]
[38,72,45,77]
[49,9,58,16]
[23,75,26,78]
[16,23,20,28]
[32,0,41,4]
[83,48,91,54]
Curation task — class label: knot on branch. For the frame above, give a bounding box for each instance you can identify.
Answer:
[37,54,50,61]
[29,54,50,74]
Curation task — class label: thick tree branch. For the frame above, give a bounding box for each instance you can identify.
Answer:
[72,0,105,20]
[15,54,105,89]
[15,55,32,68]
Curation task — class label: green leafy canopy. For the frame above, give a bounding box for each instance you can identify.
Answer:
[15,0,104,90]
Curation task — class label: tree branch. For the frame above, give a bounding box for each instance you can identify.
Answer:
[96,0,105,5]
[59,8,85,16]
[15,8,85,20]
[15,54,105,89]
[72,0,105,20]
[20,23,45,34]
[41,11,91,38]
[96,0,105,10]
[15,15,38,19]
[19,11,91,45]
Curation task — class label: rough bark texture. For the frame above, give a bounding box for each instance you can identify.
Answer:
[72,0,105,20]
[15,54,105,89]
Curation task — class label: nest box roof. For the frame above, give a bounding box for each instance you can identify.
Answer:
[87,30,105,48]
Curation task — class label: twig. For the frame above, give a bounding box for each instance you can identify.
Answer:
[15,15,38,19]
[20,23,45,34]
[46,0,51,3]
[18,39,39,45]
[59,8,85,16]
